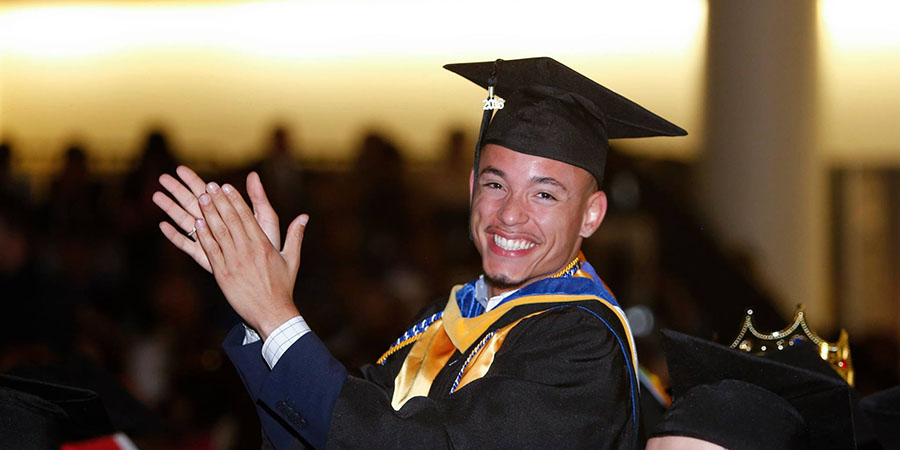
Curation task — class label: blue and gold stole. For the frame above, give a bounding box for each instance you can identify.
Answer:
[377,254,639,428]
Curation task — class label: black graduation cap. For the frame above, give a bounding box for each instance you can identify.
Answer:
[651,330,856,450]
[0,373,115,449]
[7,355,166,437]
[444,57,687,187]
[860,385,900,450]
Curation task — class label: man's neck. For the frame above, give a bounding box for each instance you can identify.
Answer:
[484,253,584,298]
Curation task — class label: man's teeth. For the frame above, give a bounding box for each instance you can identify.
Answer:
[493,234,536,251]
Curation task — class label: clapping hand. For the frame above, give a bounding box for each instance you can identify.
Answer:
[153,166,307,338]
[153,166,283,272]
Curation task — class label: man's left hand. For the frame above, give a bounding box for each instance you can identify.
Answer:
[194,181,308,340]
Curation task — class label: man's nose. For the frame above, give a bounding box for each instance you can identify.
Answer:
[498,196,528,226]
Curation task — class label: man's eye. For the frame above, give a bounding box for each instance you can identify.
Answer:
[537,192,557,201]
[484,182,503,190]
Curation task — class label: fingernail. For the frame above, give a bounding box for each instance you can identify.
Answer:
[299,215,309,226]
[207,182,219,193]
[222,184,234,194]
[199,193,210,205]
[196,218,205,228]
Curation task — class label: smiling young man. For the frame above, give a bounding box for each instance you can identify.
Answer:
[471,143,606,297]
[155,57,685,449]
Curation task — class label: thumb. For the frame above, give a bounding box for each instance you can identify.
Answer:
[282,214,309,273]
[247,171,280,247]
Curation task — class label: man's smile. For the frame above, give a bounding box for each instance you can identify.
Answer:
[488,230,539,256]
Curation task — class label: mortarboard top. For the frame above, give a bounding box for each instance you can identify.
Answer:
[9,355,167,436]
[652,330,856,450]
[0,373,114,448]
[762,339,884,448]
[654,379,809,450]
[860,385,900,450]
[444,57,686,187]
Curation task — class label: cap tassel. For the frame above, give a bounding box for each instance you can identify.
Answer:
[468,59,501,240]
[472,59,502,197]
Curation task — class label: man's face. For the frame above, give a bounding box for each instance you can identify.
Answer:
[469,144,607,295]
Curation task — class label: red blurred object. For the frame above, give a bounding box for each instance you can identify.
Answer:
[62,433,137,450]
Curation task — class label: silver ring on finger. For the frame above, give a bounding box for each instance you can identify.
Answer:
[187,226,197,241]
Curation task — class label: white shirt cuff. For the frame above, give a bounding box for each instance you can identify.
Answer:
[260,316,311,369]
[242,324,261,344]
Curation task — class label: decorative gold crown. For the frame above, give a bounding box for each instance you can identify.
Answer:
[730,305,854,386]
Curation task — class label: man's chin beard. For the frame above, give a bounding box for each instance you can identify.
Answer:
[484,273,523,291]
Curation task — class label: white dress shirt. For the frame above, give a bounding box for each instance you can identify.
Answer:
[245,275,518,368]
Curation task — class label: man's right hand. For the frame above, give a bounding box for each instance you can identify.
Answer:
[153,166,283,272]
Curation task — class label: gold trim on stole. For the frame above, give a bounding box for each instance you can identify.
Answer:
[390,318,456,410]
[453,311,546,392]
[390,287,638,410]
[442,286,637,368]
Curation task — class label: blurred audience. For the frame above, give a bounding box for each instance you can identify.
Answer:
[0,140,31,206]
[0,124,896,449]
[238,124,306,233]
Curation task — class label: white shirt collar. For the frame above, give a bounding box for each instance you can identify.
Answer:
[475,275,518,313]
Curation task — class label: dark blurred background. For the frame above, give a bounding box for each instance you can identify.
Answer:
[1,0,899,448]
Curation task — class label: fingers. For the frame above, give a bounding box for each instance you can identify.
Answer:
[205,182,251,250]
[247,172,280,247]
[159,173,202,219]
[198,189,235,255]
[193,218,226,273]
[158,221,212,272]
[152,190,198,234]
[176,165,208,197]
[222,182,269,244]
[282,214,309,274]
[157,166,207,238]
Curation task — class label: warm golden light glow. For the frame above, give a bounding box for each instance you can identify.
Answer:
[0,1,704,59]
[0,1,705,172]
[819,0,900,161]
[820,0,900,50]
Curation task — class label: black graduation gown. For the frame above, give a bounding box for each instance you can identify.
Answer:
[224,278,638,450]
[330,299,637,449]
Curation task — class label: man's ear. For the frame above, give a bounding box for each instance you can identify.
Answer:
[580,190,607,238]
[468,169,475,199]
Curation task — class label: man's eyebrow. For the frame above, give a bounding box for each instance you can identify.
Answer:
[479,167,505,178]
[532,176,568,192]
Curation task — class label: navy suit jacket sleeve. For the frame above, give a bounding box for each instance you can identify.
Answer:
[222,324,348,450]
